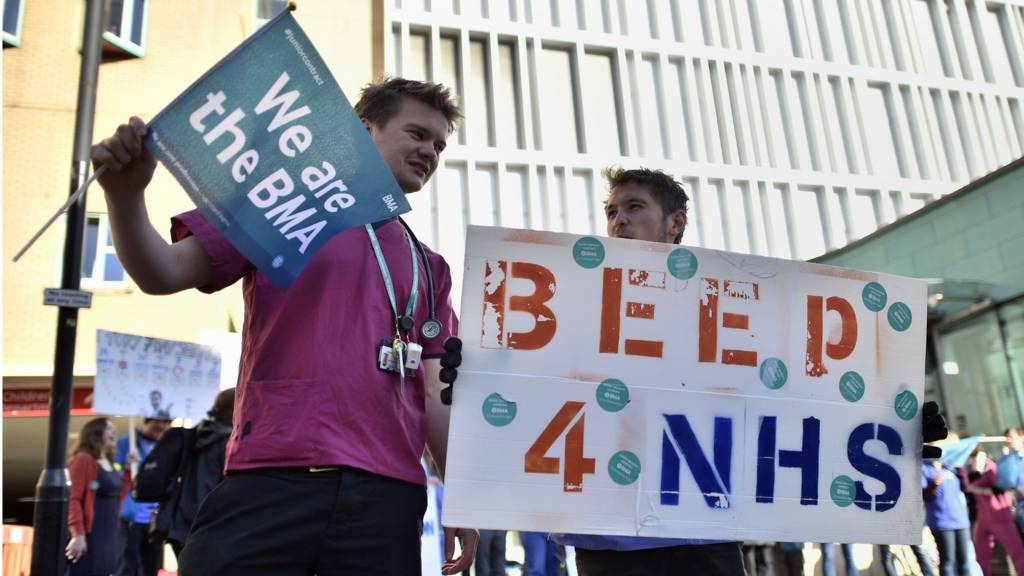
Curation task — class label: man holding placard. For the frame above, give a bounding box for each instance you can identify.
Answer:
[541,168,950,575]
[550,168,748,574]
[90,76,478,574]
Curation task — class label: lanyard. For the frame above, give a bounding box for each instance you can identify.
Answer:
[365,222,419,334]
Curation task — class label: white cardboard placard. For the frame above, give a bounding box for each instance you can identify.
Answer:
[443,226,927,544]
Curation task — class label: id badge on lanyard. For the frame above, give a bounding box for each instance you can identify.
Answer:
[367,223,423,394]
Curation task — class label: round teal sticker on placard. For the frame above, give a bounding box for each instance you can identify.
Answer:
[895,390,919,421]
[596,379,630,412]
[759,358,788,390]
[482,393,517,427]
[862,282,887,312]
[667,248,698,280]
[608,451,642,485]
[831,476,856,507]
[839,371,866,402]
[573,237,605,269]
[888,302,913,332]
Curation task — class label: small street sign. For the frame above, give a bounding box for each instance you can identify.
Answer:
[43,288,93,309]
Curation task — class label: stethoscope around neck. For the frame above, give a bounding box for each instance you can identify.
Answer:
[367,217,442,340]
[400,217,442,339]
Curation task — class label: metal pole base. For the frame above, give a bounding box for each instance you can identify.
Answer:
[30,468,70,576]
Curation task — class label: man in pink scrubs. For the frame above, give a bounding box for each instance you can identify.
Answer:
[90,77,479,575]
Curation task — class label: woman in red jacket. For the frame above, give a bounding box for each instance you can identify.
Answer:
[66,417,123,574]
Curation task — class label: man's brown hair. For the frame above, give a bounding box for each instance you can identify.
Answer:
[603,167,689,244]
[355,77,462,134]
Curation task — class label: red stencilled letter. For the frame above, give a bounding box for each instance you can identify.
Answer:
[806,295,859,377]
[507,262,557,350]
[525,401,596,492]
[826,297,857,360]
[806,295,825,376]
[699,278,719,363]
[699,278,759,366]
[600,268,622,353]
[599,268,664,358]
[481,260,508,349]
[720,281,758,366]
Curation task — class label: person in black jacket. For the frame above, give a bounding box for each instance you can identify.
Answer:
[166,388,234,557]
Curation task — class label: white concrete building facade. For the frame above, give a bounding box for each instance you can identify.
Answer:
[384,0,1024,300]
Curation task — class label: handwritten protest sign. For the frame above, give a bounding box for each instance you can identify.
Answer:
[145,10,409,288]
[443,226,927,544]
[94,330,222,422]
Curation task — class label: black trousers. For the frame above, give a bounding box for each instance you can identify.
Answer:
[116,520,163,576]
[177,467,427,576]
[576,542,747,576]
[475,530,507,576]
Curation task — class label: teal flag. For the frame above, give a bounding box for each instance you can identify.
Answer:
[145,10,410,288]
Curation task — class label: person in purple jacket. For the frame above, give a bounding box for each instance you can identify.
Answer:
[922,459,972,575]
[90,77,479,576]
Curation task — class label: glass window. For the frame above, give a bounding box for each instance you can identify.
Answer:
[538,47,579,153]
[130,0,144,45]
[81,215,126,286]
[999,300,1024,426]
[4,0,26,47]
[103,0,146,57]
[105,0,123,35]
[82,218,99,279]
[581,51,621,157]
[939,312,1020,435]
[793,187,826,259]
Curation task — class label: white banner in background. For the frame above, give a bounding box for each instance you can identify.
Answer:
[95,330,222,422]
[443,226,927,544]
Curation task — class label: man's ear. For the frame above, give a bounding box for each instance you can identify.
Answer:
[668,209,687,241]
[362,117,375,134]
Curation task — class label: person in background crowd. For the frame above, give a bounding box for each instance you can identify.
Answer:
[776,543,805,576]
[475,530,508,576]
[998,428,1024,542]
[163,388,235,556]
[819,543,857,576]
[923,456,973,576]
[965,447,1024,576]
[522,532,563,576]
[878,544,937,576]
[67,418,125,576]
[116,416,171,576]
[743,542,777,576]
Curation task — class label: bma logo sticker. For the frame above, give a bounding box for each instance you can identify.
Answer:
[894,390,918,421]
[862,282,887,312]
[596,378,629,412]
[572,237,605,269]
[888,302,913,332]
[667,248,698,280]
[482,393,517,426]
[839,371,865,403]
[607,451,641,485]
[759,358,788,390]
[831,475,856,507]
